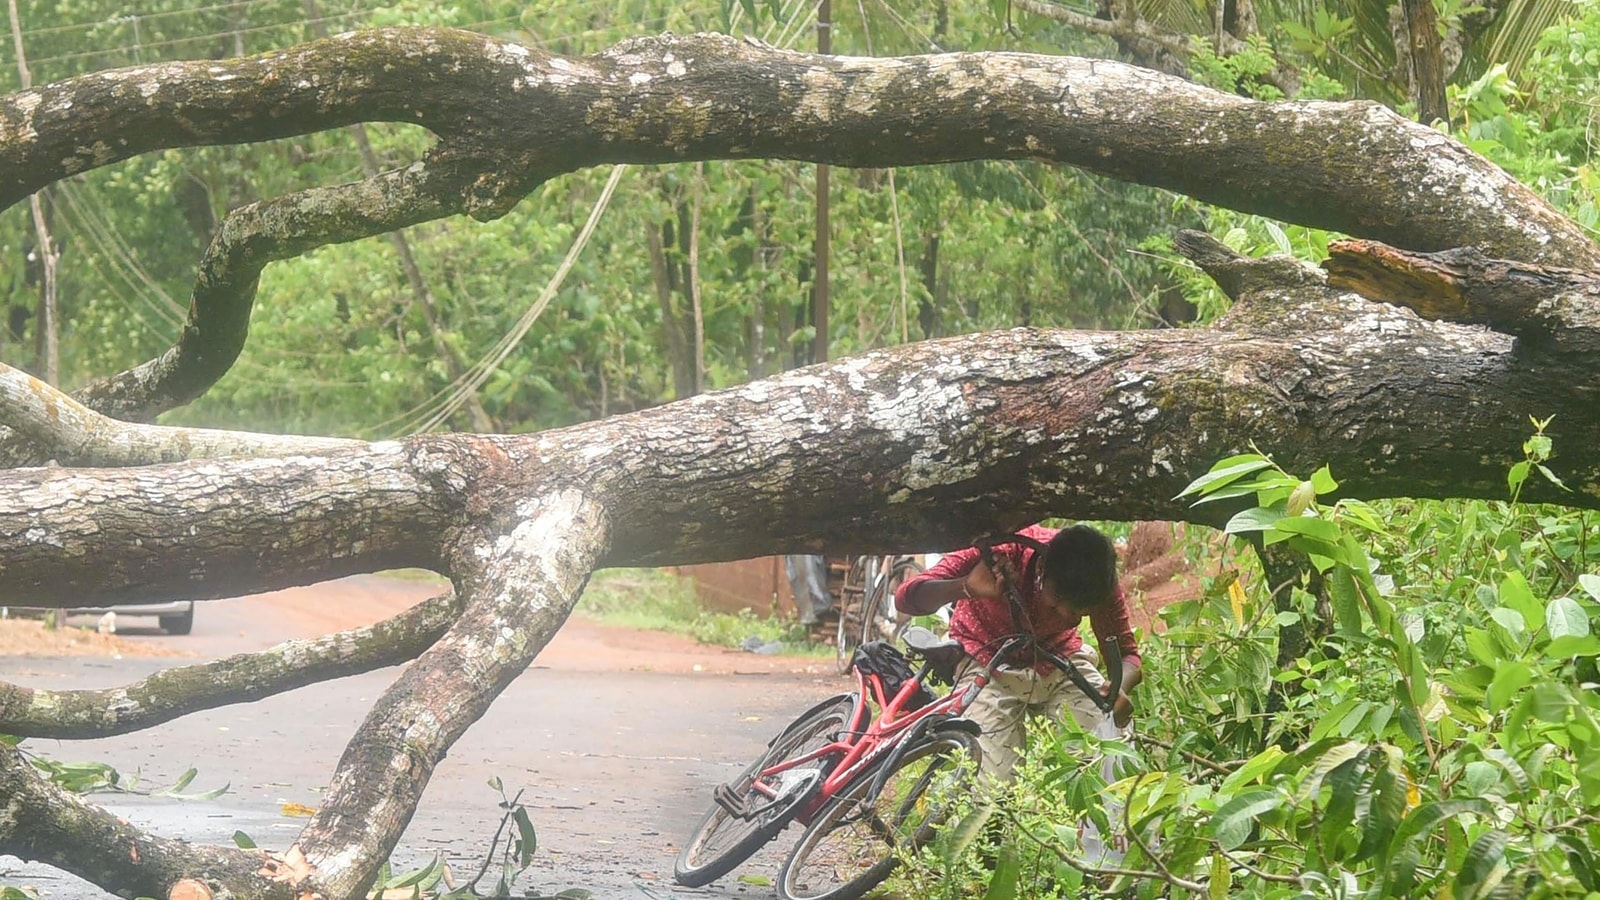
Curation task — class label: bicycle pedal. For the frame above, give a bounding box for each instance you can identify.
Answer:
[713,782,751,819]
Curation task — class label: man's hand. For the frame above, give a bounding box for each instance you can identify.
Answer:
[962,560,1001,600]
[1102,685,1134,727]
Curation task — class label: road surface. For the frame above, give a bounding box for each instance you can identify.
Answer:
[1,576,849,900]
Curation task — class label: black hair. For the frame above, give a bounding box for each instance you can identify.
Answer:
[1039,524,1118,608]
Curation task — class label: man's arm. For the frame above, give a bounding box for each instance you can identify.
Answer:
[894,547,983,616]
[900,578,967,616]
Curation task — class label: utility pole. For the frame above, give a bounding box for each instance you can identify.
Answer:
[810,0,831,366]
[8,0,58,387]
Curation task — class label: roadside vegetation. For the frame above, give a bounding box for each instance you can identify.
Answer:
[580,569,825,654]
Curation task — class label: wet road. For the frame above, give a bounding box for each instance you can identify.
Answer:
[1,578,846,900]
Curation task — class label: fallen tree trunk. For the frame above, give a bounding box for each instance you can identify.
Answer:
[3,24,1600,900]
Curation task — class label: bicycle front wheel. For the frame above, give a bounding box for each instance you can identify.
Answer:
[777,728,983,900]
[674,693,858,887]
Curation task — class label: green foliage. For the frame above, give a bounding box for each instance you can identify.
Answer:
[902,429,1600,897]
[24,753,228,798]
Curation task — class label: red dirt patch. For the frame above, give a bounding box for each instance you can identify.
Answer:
[0,616,192,658]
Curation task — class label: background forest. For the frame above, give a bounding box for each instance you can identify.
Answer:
[5,0,1600,897]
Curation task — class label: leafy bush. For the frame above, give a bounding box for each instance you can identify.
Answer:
[906,428,1600,898]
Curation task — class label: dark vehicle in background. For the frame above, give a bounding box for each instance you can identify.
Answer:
[2,600,195,635]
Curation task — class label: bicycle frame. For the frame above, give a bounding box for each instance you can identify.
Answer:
[741,657,989,827]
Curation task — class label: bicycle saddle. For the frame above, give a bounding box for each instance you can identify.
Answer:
[902,625,963,686]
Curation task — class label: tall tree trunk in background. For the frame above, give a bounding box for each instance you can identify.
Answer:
[688,163,706,395]
[1401,0,1451,128]
[746,185,767,380]
[646,216,696,399]
[812,0,832,367]
[918,232,940,339]
[8,0,57,387]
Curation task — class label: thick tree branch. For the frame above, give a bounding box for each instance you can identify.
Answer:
[0,29,1589,267]
[0,438,479,606]
[0,360,361,465]
[290,490,608,898]
[0,744,288,900]
[0,591,460,739]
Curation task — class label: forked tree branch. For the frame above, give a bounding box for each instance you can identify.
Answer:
[290,490,609,898]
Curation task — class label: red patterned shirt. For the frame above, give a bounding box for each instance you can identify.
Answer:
[894,524,1142,675]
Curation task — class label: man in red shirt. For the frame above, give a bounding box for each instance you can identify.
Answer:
[895,523,1142,779]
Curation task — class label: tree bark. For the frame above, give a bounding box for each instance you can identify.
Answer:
[1401,0,1451,128]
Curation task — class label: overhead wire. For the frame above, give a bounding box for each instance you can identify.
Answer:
[372,0,823,436]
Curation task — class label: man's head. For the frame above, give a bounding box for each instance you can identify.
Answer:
[1039,524,1118,618]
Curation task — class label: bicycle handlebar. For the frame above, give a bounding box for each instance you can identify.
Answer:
[973,534,1124,716]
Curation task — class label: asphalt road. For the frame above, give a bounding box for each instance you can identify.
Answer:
[1,578,848,900]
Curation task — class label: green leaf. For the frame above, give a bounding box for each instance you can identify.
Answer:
[1272,515,1342,543]
[1383,799,1492,894]
[1528,683,1570,722]
[1221,746,1287,794]
[1579,573,1600,603]
[383,856,441,890]
[1536,464,1569,490]
[1320,754,1368,858]
[1225,506,1286,534]
[1507,459,1531,494]
[1489,607,1526,641]
[1454,830,1510,900]
[737,874,773,886]
[512,806,538,868]
[1487,660,1534,711]
[1481,748,1530,794]
[1354,759,1407,862]
[1545,634,1600,658]
[1209,851,1231,900]
[982,844,1022,900]
[1499,572,1543,631]
[1329,571,1364,635]
[1310,464,1338,494]
[1212,790,1280,850]
[232,831,257,849]
[1176,457,1273,499]
[1547,595,1591,640]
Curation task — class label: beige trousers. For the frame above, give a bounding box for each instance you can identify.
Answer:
[954,645,1130,780]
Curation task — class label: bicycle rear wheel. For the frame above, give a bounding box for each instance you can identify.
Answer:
[777,728,983,900]
[835,556,876,673]
[675,693,858,887]
[858,557,923,649]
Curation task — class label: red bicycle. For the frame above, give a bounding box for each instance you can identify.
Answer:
[674,534,1121,900]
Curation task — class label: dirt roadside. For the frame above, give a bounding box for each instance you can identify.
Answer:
[0,575,835,676]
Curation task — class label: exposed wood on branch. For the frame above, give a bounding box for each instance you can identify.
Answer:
[1324,239,1600,356]
[0,591,460,738]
